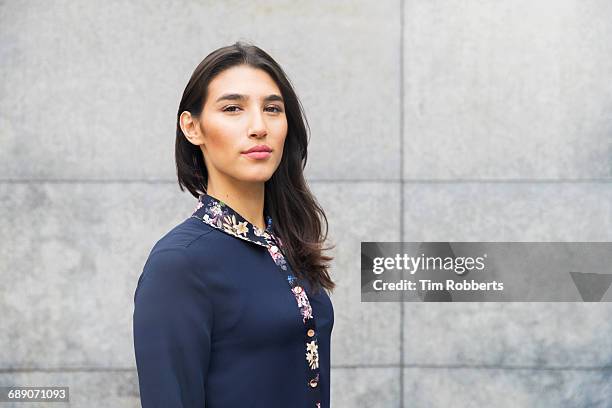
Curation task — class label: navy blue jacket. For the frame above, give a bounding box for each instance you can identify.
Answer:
[133,193,334,407]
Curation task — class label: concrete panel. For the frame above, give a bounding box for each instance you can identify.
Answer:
[332,367,400,408]
[403,366,612,407]
[1,1,400,181]
[401,182,612,367]
[0,182,196,368]
[402,303,612,367]
[0,181,402,369]
[403,1,612,179]
[402,182,612,241]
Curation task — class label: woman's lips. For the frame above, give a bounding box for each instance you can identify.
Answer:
[242,151,272,160]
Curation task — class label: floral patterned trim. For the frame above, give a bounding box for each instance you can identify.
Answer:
[191,193,322,407]
[192,195,273,248]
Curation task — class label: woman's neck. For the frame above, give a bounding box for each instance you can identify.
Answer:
[206,179,266,231]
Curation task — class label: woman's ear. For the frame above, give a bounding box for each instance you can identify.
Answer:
[180,111,205,146]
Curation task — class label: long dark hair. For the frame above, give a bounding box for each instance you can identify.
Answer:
[175,41,335,295]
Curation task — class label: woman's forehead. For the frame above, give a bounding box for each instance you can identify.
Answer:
[208,65,281,97]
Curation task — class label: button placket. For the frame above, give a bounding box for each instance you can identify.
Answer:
[266,232,322,407]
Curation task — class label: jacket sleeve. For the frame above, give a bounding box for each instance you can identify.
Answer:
[133,247,213,407]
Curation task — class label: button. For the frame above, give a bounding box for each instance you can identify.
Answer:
[307,329,315,337]
[293,285,303,294]
[309,379,318,388]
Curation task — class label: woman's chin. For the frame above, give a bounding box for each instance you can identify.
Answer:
[237,172,274,184]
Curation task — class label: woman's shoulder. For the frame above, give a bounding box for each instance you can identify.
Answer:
[136,217,218,295]
[151,216,216,252]
[140,217,220,272]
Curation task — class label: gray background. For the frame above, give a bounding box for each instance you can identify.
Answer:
[1,1,611,407]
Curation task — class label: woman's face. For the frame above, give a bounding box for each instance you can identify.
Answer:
[187,65,288,186]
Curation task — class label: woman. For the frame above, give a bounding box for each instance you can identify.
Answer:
[133,42,336,408]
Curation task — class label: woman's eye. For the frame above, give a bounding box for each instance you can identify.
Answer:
[223,105,282,113]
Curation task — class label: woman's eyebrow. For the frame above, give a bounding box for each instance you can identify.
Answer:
[215,93,284,103]
[264,94,284,103]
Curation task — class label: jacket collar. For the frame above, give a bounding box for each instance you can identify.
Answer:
[191,193,275,248]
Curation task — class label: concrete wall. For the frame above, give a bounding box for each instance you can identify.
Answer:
[1,1,611,407]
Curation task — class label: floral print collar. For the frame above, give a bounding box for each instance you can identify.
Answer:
[191,193,276,249]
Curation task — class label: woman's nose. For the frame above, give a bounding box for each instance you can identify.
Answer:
[248,110,267,138]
